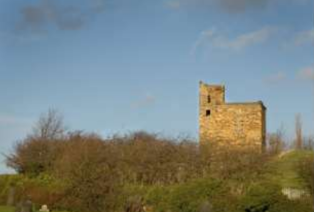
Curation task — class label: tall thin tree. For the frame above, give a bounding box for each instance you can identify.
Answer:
[295,113,303,150]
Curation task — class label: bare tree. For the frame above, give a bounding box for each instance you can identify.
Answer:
[5,109,66,174]
[295,113,303,150]
[32,109,65,140]
[268,127,286,154]
[304,136,314,150]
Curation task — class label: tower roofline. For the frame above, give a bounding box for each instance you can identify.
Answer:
[199,81,225,88]
[225,101,267,110]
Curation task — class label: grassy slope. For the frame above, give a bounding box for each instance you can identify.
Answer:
[0,206,13,212]
[266,150,313,189]
[0,150,312,212]
[0,206,68,212]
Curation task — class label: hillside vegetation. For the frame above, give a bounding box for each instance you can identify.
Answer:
[1,142,313,212]
[1,111,313,212]
[266,150,313,189]
[0,206,13,212]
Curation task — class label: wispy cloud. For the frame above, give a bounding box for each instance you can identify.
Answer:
[218,0,269,13]
[166,0,183,9]
[166,0,310,13]
[191,27,275,56]
[0,114,32,127]
[90,0,106,13]
[166,0,269,13]
[16,0,106,33]
[263,66,314,85]
[264,72,287,84]
[294,29,314,46]
[131,94,156,109]
[190,29,215,56]
[297,66,314,81]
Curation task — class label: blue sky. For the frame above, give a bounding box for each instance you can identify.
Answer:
[0,0,313,173]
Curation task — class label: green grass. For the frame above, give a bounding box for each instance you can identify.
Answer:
[0,206,14,212]
[0,206,69,212]
[266,150,313,189]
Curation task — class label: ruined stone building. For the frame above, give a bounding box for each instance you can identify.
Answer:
[199,82,266,150]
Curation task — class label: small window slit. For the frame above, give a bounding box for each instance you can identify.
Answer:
[206,110,211,116]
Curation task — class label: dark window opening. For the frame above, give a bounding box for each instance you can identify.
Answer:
[207,95,211,103]
[206,110,211,116]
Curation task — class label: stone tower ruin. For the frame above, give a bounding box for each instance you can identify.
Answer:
[199,82,266,150]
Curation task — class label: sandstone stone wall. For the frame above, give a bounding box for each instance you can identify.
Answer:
[199,82,266,150]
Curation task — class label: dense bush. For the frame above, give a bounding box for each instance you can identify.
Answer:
[0,174,65,209]
[119,178,238,212]
[5,130,274,212]
[167,178,232,212]
[0,175,20,205]
[3,111,313,212]
[239,182,285,212]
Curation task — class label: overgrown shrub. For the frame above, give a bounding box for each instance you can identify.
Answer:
[4,111,312,212]
[168,178,228,212]
[0,175,21,205]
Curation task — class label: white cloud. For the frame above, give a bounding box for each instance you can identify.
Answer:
[264,72,287,84]
[191,27,275,56]
[0,114,32,126]
[190,29,216,56]
[165,0,311,13]
[165,0,269,13]
[294,29,314,46]
[221,27,274,50]
[166,0,183,9]
[131,94,156,109]
[297,66,314,81]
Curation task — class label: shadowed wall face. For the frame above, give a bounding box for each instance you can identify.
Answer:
[199,82,266,150]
